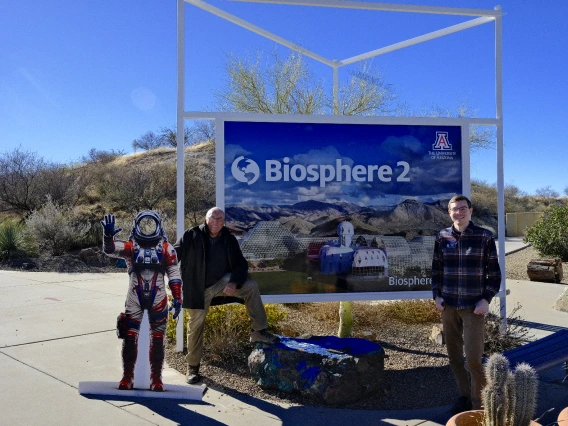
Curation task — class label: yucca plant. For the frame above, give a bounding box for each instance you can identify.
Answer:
[0,220,36,260]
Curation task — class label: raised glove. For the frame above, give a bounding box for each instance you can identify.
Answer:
[100,213,122,238]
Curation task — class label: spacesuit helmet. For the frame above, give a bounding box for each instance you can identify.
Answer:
[130,210,166,245]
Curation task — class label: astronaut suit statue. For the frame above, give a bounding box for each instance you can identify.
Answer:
[101,211,183,392]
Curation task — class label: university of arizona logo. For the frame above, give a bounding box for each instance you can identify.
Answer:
[432,132,452,150]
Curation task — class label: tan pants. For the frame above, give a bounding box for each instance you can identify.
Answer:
[185,274,268,366]
[442,306,486,410]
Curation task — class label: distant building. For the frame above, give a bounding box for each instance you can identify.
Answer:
[319,221,388,277]
[239,220,304,260]
[238,220,433,278]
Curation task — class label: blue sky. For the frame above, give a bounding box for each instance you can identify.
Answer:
[1,0,567,196]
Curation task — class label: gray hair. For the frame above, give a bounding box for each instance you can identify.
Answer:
[205,207,224,220]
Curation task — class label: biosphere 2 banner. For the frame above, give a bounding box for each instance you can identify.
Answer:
[219,117,465,302]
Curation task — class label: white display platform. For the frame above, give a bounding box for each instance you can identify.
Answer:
[79,312,205,400]
[78,381,206,400]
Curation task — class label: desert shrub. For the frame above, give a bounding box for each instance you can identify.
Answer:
[96,164,177,212]
[166,303,286,362]
[524,205,568,260]
[184,158,215,226]
[471,179,497,216]
[484,303,532,354]
[365,299,441,324]
[81,148,126,164]
[25,197,91,255]
[0,220,36,259]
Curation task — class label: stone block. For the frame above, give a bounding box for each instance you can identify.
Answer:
[554,287,568,312]
[248,335,385,405]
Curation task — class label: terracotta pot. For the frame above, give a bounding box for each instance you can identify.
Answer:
[446,410,542,426]
[446,410,484,426]
[559,407,568,425]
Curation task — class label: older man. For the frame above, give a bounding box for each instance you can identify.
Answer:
[174,207,279,384]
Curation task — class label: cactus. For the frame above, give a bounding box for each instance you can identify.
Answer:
[513,363,538,426]
[482,354,538,426]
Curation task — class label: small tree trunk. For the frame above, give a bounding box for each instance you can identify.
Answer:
[526,258,563,283]
[337,301,353,337]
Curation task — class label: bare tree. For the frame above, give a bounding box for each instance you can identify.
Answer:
[187,120,216,146]
[535,185,559,206]
[0,147,78,217]
[133,131,163,151]
[216,50,398,118]
[216,51,327,114]
[336,62,396,116]
[133,127,193,151]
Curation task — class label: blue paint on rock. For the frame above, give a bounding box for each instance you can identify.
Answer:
[277,335,382,357]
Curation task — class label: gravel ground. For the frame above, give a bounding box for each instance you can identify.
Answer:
[165,313,456,410]
[2,244,564,410]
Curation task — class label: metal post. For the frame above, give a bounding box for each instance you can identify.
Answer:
[176,0,186,352]
[495,6,507,333]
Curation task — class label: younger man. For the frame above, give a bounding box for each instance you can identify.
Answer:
[431,195,502,414]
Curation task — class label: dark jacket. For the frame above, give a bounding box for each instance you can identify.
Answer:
[173,223,248,309]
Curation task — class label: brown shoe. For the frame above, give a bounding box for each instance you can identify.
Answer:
[186,365,201,384]
[250,329,280,344]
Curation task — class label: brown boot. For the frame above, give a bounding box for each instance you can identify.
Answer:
[186,364,201,384]
[119,335,138,390]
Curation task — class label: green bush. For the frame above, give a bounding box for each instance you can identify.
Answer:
[0,220,36,259]
[524,205,568,260]
[166,303,286,362]
[25,196,91,255]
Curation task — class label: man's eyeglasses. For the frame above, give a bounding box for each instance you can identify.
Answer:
[450,206,470,213]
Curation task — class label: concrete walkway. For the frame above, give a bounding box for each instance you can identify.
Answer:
[0,238,566,426]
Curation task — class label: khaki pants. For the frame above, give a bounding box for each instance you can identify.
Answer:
[442,306,486,410]
[185,274,268,366]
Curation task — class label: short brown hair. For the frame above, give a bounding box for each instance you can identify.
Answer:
[448,195,471,210]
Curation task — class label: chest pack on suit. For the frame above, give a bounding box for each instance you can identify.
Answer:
[130,241,167,310]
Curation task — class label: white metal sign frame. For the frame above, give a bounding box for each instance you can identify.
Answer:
[174,0,505,348]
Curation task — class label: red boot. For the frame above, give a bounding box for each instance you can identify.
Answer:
[149,332,165,392]
[119,334,138,390]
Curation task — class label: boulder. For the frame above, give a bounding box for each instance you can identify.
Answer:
[429,323,445,345]
[554,287,568,312]
[248,335,385,405]
[79,247,101,264]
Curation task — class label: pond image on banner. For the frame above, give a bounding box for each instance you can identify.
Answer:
[222,120,463,296]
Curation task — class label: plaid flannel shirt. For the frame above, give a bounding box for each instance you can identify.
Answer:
[431,221,502,309]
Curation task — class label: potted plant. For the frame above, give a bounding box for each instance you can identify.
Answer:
[558,407,568,424]
[447,353,539,426]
